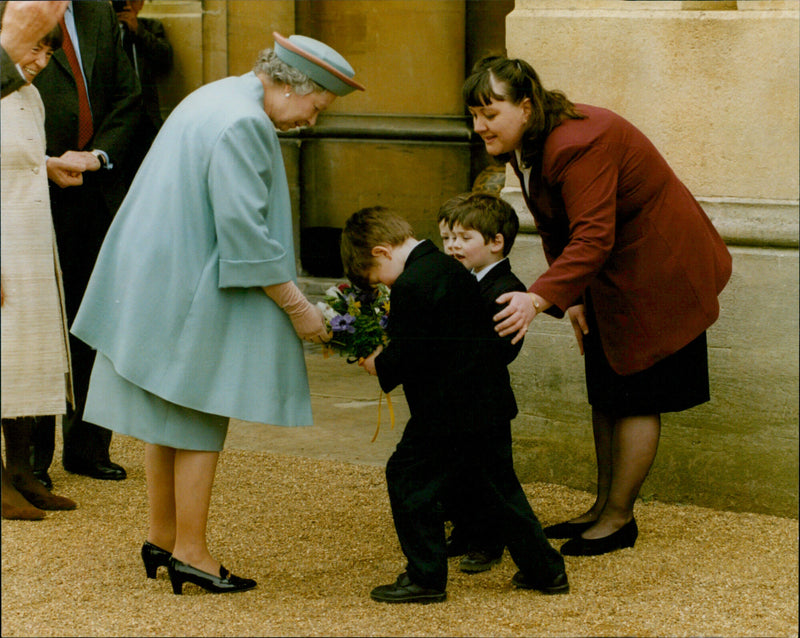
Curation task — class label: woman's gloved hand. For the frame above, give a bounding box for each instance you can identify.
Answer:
[263,281,330,343]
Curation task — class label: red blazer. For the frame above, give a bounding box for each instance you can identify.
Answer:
[512,105,732,375]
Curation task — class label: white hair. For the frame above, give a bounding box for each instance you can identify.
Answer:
[253,48,324,96]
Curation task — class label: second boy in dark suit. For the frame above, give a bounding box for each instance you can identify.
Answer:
[441,192,528,573]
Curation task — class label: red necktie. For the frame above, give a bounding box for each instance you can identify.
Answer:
[58,17,93,149]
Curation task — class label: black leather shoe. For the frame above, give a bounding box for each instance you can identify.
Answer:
[142,541,172,579]
[167,557,256,594]
[445,532,469,557]
[370,572,446,604]
[63,458,127,480]
[459,549,503,573]
[512,570,570,595]
[559,518,638,556]
[543,520,594,539]
[32,469,53,490]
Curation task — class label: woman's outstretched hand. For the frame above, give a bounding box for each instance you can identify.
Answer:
[567,304,590,355]
[494,291,541,344]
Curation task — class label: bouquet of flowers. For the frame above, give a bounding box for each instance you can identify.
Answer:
[316,282,390,363]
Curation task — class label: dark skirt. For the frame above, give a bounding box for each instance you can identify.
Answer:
[583,300,710,418]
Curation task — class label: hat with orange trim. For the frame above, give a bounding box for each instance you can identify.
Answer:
[273,32,365,96]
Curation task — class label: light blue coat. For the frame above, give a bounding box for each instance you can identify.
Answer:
[72,73,313,426]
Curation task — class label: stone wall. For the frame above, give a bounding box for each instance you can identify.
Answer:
[503,0,799,517]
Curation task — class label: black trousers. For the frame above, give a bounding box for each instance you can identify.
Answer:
[385,420,564,591]
[31,177,116,471]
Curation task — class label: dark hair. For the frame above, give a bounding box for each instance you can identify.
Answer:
[450,192,520,256]
[437,192,471,226]
[463,55,584,167]
[340,206,415,289]
[0,2,62,50]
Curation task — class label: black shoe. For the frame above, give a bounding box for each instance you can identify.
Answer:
[559,518,638,556]
[459,549,503,573]
[32,469,52,491]
[141,541,172,579]
[167,557,256,594]
[63,457,126,480]
[512,570,570,595]
[445,533,469,557]
[543,520,594,539]
[370,572,446,604]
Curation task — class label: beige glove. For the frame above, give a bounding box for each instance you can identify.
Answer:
[263,281,329,343]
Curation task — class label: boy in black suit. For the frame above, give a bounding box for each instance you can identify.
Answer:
[440,192,528,573]
[341,206,566,604]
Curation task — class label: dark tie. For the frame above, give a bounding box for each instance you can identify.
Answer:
[58,17,93,150]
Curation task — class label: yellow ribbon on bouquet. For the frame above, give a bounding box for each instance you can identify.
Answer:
[372,391,395,443]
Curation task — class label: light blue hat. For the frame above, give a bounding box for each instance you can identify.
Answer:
[273,32,365,96]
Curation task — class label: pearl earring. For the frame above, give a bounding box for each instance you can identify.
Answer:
[285,92,291,98]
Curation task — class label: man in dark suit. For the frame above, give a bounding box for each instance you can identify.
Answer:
[32,0,141,484]
[114,0,171,187]
[340,206,567,604]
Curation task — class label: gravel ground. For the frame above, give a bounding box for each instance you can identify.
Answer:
[1,434,797,638]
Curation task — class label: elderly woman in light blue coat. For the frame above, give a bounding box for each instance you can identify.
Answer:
[72,33,364,595]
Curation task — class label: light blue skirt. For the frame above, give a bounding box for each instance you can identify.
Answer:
[84,353,229,452]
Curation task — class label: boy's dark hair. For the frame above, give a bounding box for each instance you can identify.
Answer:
[450,192,520,256]
[437,192,471,226]
[341,206,415,289]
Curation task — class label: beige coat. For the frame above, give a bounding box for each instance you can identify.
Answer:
[1,84,73,418]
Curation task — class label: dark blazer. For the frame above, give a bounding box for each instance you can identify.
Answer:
[512,104,732,375]
[33,0,140,212]
[477,259,527,366]
[375,240,517,438]
[1,46,26,98]
[121,16,171,130]
[119,15,172,186]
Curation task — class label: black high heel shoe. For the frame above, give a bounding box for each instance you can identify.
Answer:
[167,557,257,594]
[141,541,172,579]
[559,518,638,556]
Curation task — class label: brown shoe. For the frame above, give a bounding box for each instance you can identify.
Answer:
[1,480,46,520]
[11,474,76,510]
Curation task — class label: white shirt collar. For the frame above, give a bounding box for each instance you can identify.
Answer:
[473,257,507,282]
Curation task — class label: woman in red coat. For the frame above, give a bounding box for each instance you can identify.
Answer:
[464,56,732,556]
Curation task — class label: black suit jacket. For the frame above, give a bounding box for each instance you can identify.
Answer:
[119,15,172,186]
[121,16,171,129]
[477,259,527,366]
[375,240,518,439]
[33,0,140,212]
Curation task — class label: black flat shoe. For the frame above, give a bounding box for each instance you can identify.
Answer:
[512,570,570,595]
[459,549,503,573]
[543,520,594,539]
[559,518,638,556]
[63,457,126,481]
[370,572,446,604]
[167,557,256,594]
[141,541,172,579]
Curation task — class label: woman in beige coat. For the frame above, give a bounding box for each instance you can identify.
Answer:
[0,12,78,519]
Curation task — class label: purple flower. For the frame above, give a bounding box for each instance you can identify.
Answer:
[331,314,356,334]
[379,315,389,329]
